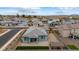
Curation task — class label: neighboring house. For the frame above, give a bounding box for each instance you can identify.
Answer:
[0,18,28,26]
[17,20,28,26]
[57,23,79,37]
[32,18,44,27]
[0,20,19,26]
[21,26,48,43]
[12,17,28,23]
[0,19,3,21]
[48,18,61,27]
[75,19,79,23]
[41,18,48,24]
[0,21,5,26]
[62,18,75,24]
[57,24,70,37]
[18,22,27,26]
[5,21,19,26]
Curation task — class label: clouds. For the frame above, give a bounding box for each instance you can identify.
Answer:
[58,7,79,15]
[0,7,79,15]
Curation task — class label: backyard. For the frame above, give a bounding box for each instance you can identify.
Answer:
[67,44,79,50]
[16,46,49,50]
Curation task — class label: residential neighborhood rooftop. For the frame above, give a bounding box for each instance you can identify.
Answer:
[22,26,48,37]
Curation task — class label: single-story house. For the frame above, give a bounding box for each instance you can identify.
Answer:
[1,20,27,26]
[57,23,79,37]
[62,18,75,24]
[75,19,79,23]
[0,20,19,26]
[48,18,61,27]
[41,18,48,24]
[32,19,44,27]
[21,26,48,43]
[0,18,28,26]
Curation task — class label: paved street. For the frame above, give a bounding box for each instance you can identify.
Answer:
[0,29,21,48]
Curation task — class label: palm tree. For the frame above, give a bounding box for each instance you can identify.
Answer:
[48,28,53,33]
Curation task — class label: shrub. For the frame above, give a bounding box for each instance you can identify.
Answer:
[16,46,49,50]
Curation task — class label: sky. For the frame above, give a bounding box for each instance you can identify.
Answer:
[0,7,79,15]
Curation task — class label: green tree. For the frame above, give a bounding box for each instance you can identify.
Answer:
[22,14,25,17]
[16,14,19,18]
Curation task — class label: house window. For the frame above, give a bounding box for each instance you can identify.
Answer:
[24,37,29,42]
[39,35,45,40]
[30,38,37,42]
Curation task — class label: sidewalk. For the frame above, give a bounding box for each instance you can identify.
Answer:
[0,29,11,37]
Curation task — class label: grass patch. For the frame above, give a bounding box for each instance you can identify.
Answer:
[16,46,49,50]
[67,45,78,50]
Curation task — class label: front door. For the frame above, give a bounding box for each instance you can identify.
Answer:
[30,38,37,42]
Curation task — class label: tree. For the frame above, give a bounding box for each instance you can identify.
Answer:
[59,19,63,24]
[16,14,19,18]
[33,16,37,18]
[0,14,3,20]
[27,15,33,26]
[22,14,25,17]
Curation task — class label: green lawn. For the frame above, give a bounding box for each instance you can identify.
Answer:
[16,46,49,50]
[67,45,79,50]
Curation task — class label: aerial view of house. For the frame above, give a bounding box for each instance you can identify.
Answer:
[0,7,79,51]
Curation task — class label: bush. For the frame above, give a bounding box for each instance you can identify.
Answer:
[16,46,49,50]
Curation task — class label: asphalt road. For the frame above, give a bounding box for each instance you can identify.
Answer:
[0,29,21,48]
